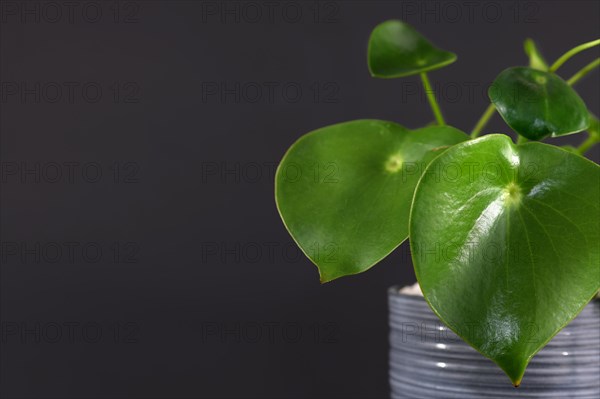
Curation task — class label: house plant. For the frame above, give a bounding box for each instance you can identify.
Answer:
[275,20,600,395]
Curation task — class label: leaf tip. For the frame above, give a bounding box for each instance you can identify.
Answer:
[497,358,528,388]
[318,270,335,284]
[504,369,526,388]
[511,373,524,387]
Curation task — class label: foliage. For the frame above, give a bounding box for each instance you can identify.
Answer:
[275,20,600,386]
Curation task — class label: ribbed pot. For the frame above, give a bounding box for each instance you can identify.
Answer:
[389,287,600,398]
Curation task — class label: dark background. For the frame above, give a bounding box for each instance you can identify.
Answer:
[1,1,598,398]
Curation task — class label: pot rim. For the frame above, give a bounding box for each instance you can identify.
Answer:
[388,285,600,302]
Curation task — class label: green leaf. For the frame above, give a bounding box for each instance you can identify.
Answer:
[410,134,600,386]
[367,20,456,78]
[275,120,468,283]
[489,67,589,140]
[523,39,549,71]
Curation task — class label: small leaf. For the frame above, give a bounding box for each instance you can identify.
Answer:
[275,120,468,282]
[410,134,600,385]
[367,20,456,78]
[489,67,589,140]
[523,39,549,71]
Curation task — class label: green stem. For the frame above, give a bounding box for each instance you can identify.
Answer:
[470,103,496,138]
[567,57,600,86]
[549,39,600,72]
[524,38,549,71]
[577,135,599,155]
[420,72,445,126]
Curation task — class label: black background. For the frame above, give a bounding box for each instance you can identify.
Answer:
[1,1,599,398]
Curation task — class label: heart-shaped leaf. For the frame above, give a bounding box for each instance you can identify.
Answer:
[367,20,456,78]
[410,134,600,385]
[489,67,589,140]
[275,120,468,282]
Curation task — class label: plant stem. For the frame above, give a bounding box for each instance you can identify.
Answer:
[577,135,599,155]
[420,72,445,126]
[470,103,496,138]
[567,57,600,86]
[524,38,549,71]
[516,135,529,145]
[549,39,600,72]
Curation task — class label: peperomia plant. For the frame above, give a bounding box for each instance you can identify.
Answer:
[275,20,600,386]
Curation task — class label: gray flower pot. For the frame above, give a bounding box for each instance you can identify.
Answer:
[389,287,600,398]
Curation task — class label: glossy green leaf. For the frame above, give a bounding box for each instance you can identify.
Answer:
[410,134,600,386]
[367,20,456,78]
[489,67,589,140]
[523,39,549,71]
[275,120,468,282]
